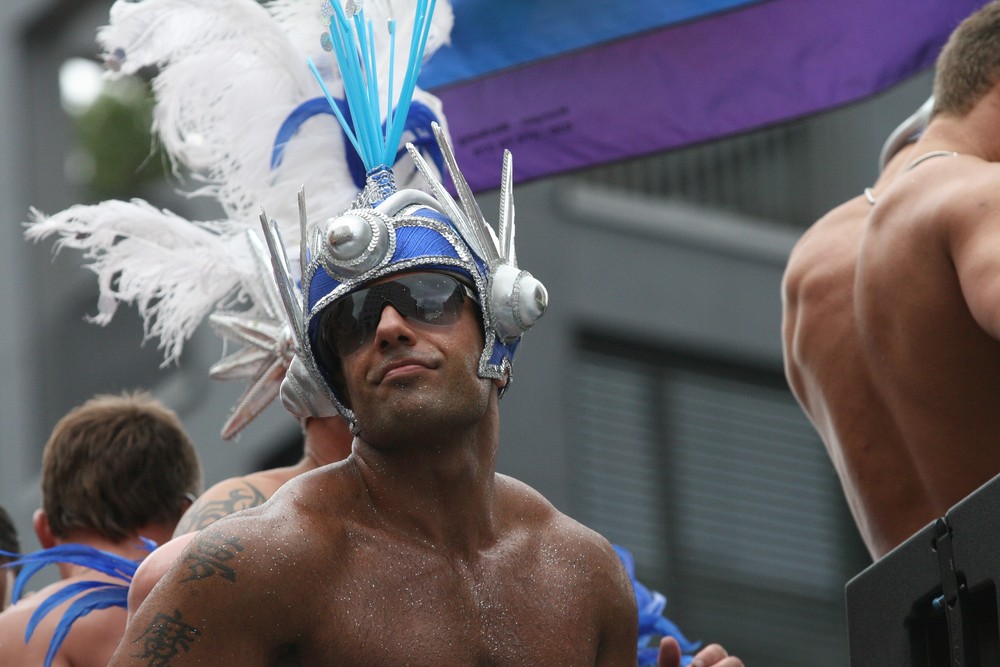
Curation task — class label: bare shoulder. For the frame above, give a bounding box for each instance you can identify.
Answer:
[494,474,625,570]
[940,159,1000,231]
[167,461,364,581]
[118,500,332,663]
[884,155,1000,234]
[494,474,637,661]
[112,462,366,664]
[781,199,866,382]
[187,464,355,556]
[129,532,195,619]
[494,473,563,530]
[785,198,865,284]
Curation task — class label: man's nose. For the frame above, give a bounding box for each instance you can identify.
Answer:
[373,303,416,350]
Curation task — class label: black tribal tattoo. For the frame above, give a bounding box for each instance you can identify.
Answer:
[132,609,200,666]
[174,483,267,534]
[181,534,245,582]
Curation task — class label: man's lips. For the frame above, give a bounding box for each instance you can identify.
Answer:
[374,358,434,383]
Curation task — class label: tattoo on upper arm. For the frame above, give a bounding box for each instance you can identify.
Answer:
[175,484,268,534]
[132,609,200,666]
[181,535,245,583]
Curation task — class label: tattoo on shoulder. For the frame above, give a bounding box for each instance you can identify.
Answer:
[132,609,200,666]
[181,534,246,583]
[176,483,268,533]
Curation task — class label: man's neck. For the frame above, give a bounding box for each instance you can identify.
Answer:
[350,415,501,559]
[51,531,156,580]
[918,95,1000,163]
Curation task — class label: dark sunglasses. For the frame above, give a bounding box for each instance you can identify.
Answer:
[316,272,478,360]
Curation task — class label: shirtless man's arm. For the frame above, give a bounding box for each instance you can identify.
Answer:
[112,515,300,666]
[127,475,279,622]
[592,536,640,666]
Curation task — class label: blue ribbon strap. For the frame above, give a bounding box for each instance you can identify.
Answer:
[614,544,701,667]
[0,540,153,667]
[270,96,444,190]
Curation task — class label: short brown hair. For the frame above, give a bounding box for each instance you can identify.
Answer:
[41,391,202,541]
[934,1,1000,117]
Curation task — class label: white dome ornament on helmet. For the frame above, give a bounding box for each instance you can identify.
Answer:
[406,123,549,346]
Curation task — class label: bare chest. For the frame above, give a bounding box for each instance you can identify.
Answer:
[293,541,601,666]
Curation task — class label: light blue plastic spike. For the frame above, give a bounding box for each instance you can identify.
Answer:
[386,19,397,140]
[313,0,437,174]
[307,59,362,158]
[384,0,436,166]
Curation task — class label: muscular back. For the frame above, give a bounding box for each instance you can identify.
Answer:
[783,149,1000,559]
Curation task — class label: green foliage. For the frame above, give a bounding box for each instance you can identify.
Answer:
[72,76,162,201]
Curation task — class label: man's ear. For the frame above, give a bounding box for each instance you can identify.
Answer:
[32,509,56,549]
[180,492,197,514]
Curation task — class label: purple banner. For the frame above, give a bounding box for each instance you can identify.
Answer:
[420,0,762,88]
[432,0,985,191]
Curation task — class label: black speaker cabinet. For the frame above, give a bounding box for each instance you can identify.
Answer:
[846,474,1000,667]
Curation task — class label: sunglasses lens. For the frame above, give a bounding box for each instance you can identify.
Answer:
[402,274,466,324]
[318,273,471,360]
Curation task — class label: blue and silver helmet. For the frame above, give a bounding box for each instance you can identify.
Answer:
[268,125,547,424]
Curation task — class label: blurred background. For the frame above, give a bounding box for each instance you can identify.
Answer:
[0,1,971,664]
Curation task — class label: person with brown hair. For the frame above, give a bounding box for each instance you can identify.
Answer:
[0,506,19,611]
[782,0,1000,560]
[0,391,202,667]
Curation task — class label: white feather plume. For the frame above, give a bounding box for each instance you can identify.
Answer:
[98,0,349,233]
[25,201,251,365]
[97,0,453,236]
[26,0,453,368]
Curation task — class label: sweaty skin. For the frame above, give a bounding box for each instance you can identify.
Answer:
[783,107,1000,559]
[112,290,638,665]
[116,465,635,666]
[127,416,353,620]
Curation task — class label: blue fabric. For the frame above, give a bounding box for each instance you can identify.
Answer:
[614,545,701,667]
[271,98,445,189]
[420,0,762,88]
[0,542,150,667]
